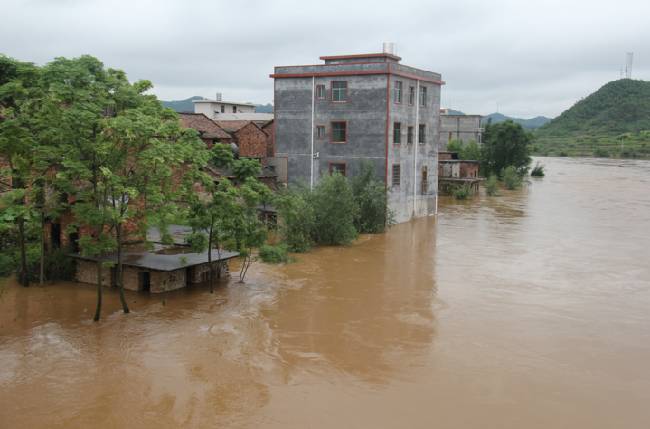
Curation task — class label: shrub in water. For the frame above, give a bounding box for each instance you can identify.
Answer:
[351,162,392,233]
[452,184,471,200]
[311,173,358,245]
[486,175,499,196]
[501,166,523,190]
[274,187,315,252]
[530,162,545,177]
[259,244,289,264]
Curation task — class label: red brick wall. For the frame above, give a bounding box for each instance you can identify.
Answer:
[235,123,268,161]
[459,161,479,178]
[263,123,275,158]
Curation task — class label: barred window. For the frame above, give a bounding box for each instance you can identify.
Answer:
[316,84,325,99]
[409,86,415,105]
[393,122,401,144]
[331,81,347,102]
[407,126,414,144]
[329,163,346,176]
[419,86,428,107]
[316,125,325,139]
[392,164,401,188]
[419,124,426,144]
[331,121,346,143]
[394,81,403,103]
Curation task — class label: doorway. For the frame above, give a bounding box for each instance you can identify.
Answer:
[139,271,151,292]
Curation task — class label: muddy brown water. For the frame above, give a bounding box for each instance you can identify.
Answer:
[1,157,649,428]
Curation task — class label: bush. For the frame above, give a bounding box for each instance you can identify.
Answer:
[351,162,391,233]
[452,184,471,200]
[530,162,545,177]
[594,148,609,158]
[0,251,15,278]
[486,175,499,196]
[501,166,523,190]
[311,173,357,245]
[259,244,289,264]
[274,188,315,252]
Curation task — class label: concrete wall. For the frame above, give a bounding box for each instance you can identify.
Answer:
[150,270,186,293]
[274,59,440,223]
[194,102,256,119]
[439,115,482,150]
[76,260,110,285]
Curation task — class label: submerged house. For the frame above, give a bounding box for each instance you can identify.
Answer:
[437,151,482,194]
[270,47,443,223]
[71,226,238,293]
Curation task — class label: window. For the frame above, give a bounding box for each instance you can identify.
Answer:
[392,164,401,188]
[394,81,403,103]
[409,86,415,105]
[329,162,346,176]
[407,126,414,144]
[220,105,225,113]
[419,124,426,144]
[331,81,347,102]
[316,125,325,139]
[232,106,237,113]
[419,86,428,107]
[331,121,346,143]
[316,84,325,99]
[393,122,401,144]
[421,166,428,194]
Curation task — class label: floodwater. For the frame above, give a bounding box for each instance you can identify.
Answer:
[1,157,649,428]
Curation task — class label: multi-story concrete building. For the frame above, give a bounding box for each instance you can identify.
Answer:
[438,110,483,150]
[271,50,443,223]
[193,95,255,116]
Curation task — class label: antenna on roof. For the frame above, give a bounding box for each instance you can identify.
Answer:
[625,52,634,79]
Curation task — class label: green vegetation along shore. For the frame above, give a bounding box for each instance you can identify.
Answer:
[532,79,650,158]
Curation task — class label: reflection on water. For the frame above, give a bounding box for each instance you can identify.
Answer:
[1,157,649,428]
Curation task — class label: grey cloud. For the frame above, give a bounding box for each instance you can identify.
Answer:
[1,0,648,117]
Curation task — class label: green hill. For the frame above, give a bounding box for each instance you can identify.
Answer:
[533,79,650,158]
[482,112,551,129]
[161,96,204,112]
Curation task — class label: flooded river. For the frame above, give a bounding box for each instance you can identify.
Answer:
[1,157,649,428]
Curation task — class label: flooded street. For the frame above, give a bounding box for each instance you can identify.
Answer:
[1,157,649,428]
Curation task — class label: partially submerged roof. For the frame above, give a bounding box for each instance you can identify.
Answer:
[178,113,231,140]
[71,247,239,272]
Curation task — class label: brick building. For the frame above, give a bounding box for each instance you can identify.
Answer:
[178,113,232,147]
[271,49,443,223]
[215,120,271,162]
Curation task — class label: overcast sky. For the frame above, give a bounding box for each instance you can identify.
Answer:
[1,0,648,118]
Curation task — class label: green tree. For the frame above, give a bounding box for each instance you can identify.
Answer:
[351,162,391,233]
[481,120,532,176]
[232,158,262,182]
[230,177,269,282]
[311,173,357,245]
[187,177,239,293]
[274,186,315,252]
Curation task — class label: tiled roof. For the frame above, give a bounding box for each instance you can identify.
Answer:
[214,120,262,133]
[178,113,232,140]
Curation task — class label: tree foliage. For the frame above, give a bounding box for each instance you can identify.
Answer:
[481,120,532,176]
[310,173,358,245]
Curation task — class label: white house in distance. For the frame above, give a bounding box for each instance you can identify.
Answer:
[193,93,273,121]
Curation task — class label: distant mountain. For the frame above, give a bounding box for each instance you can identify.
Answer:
[255,103,274,113]
[161,96,274,114]
[161,96,204,113]
[481,112,551,129]
[534,79,650,158]
[445,109,465,115]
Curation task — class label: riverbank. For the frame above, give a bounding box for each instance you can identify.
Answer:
[1,157,649,428]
